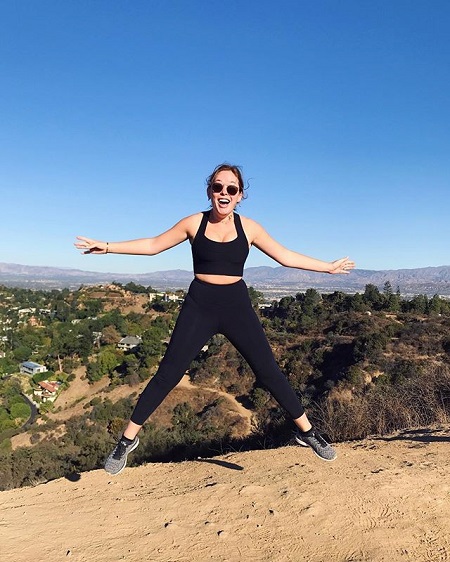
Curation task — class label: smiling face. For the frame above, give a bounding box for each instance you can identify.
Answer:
[207,169,243,218]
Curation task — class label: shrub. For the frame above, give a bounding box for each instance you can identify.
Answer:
[315,364,450,442]
[10,402,31,420]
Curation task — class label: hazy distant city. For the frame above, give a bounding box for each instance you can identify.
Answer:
[1,262,449,298]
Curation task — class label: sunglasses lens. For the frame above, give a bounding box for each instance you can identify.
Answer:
[211,183,239,196]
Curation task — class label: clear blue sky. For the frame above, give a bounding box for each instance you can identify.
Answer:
[1,0,449,274]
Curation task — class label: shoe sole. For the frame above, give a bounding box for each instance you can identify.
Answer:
[105,438,140,476]
[294,435,337,462]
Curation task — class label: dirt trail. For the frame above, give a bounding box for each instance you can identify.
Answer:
[2,426,450,562]
[177,375,254,433]
[11,371,253,449]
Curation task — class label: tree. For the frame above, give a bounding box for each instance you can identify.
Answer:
[353,332,389,363]
[54,301,71,322]
[0,357,17,376]
[387,293,401,312]
[10,402,31,420]
[383,281,393,299]
[32,371,53,385]
[12,345,32,362]
[151,299,178,313]
[324,291,350,313]
[122,354,140,384]
[172,402,198,436]
[251,387,270,410]
[86,349,121,382]
[363,284,384,310]
[303,288,321,313]
[101,325,121,345]
[348,293,367,313]
[76,327,94,361]
[248,286,264,308]
[134,327,166,367]
[427,295,442,315]
[83,299,104,317]
[124,282,148,294]
[408,294,428,314]
[94,308,127,334]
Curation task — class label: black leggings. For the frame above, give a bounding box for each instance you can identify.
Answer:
[130,278,305,425]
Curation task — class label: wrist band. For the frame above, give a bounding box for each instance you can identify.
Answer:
[106,242,109,254]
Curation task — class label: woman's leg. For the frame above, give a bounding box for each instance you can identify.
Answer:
[221,302,306,420]
[126,294,217,435]
[221,297,336,461]
[105,291,218,474]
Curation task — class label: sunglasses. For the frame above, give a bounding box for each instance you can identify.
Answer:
[210,182,240,196]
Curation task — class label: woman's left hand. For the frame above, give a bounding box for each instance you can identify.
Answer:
[329,257,355,274]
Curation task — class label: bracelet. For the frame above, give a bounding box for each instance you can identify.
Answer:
[106,242,109,254]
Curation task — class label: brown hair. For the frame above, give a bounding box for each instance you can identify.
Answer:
[206,163,248,200]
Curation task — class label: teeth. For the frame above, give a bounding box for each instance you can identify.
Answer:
[219,199,230,204]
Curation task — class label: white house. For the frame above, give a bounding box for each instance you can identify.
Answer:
[117,336,142,351]
[18,308,36,317]
[20,361,48,376]
[148,292,183,303]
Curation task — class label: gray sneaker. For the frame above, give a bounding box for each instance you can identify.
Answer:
[295,429,337,462]
[104,436,139,475]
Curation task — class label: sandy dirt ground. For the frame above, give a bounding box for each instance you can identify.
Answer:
[2,426,449,562]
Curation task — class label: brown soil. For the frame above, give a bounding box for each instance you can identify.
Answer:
[2,426,449,562]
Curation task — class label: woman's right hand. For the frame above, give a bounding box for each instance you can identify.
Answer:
[74,236,108,255]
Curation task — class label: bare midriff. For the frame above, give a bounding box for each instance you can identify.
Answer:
[195,273,243,285]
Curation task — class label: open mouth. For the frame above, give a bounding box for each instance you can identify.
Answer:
[218,198,231,207]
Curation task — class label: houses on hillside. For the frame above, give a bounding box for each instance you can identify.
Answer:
[20,361,48,377]
[117,336,142,351]
[33,380,62,403]
[17,361,62,404]
[148,292,183,303]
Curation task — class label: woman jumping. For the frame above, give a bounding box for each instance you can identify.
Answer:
[75,163,355,474]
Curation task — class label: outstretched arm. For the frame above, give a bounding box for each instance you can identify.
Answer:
[248,220,355,274]
[74,216,195,256]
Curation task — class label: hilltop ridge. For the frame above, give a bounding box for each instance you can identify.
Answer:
[2,426,449,562]
[1,262,450,296]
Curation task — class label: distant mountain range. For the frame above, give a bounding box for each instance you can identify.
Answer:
[1,262,450,297]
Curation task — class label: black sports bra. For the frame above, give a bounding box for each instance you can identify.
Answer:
[191,211,249,276]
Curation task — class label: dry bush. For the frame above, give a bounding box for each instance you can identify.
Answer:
[313,364,450,442]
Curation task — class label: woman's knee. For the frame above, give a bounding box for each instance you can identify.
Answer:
[252,360,284,386]
[150,366,185,391]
